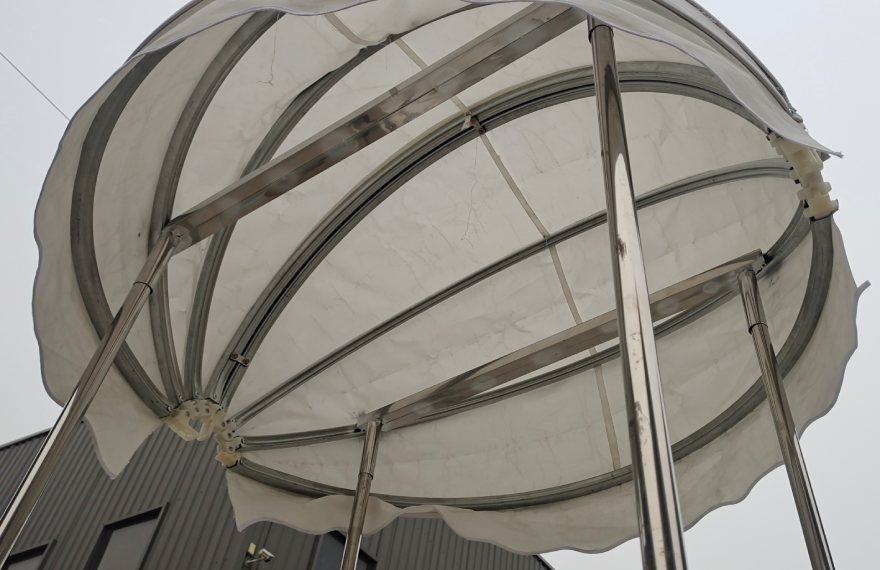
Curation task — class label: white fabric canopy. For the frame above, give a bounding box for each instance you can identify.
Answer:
[33,0,858,554]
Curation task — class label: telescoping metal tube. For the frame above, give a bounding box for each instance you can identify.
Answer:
[0,230,179,565]
[589,19,688,570]
[340,420,381,570]
[738,269,835,569]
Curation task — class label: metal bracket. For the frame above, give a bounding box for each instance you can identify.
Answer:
[244,543,274,566]
[768,132,838,220]
[164,399,241,467]
[229,352,251,367]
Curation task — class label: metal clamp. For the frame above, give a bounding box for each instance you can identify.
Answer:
[229,352,251,367]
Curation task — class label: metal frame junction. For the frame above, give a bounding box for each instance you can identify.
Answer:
[0,4,837,570]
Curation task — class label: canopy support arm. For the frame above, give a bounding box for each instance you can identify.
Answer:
[589,20,688,570]
[363,250,763,432]
[737,269,835,569]
[340,420,381,570]
[167,4,585,250]
[0,230,179,565]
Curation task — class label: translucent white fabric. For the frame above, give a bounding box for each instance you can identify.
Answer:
[32,0,857,554]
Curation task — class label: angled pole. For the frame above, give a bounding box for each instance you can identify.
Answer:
[0,230,179,564]
[737,269,835,569]
[589,19,688,570]
[340,420,381,570]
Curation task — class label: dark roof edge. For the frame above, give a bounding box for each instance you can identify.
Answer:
[0,428,49,451]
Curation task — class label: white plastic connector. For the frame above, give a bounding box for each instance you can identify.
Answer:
[768,133,838,220]
[164,399,241,467]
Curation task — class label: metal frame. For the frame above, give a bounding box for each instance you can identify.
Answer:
[193,3,588,406]
[0,231,179,566]
[367,251,763,431]
[237,209,805,450]
[168,4,585,250]
[232,215,829,512]
[589,20,687,569]
[183,31,392,403]
[738,268,835,569]
[149,12,281,405]
[8,2,840,566]
[1,7,587,562]
[226,62,775,426]
[180,5,479,401]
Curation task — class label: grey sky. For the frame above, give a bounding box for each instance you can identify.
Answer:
[0,1,875,568]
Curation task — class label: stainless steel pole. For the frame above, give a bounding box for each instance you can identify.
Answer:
[0,230,179,564]
[589,20,688,570]
[340,420,381,570]
[737,269,835,569]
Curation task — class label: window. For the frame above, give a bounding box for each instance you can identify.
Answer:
[310,533,376,570]
[3,544,48,570]
[88,509,162,570]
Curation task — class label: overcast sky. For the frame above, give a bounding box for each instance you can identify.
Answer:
[0,1,875,568]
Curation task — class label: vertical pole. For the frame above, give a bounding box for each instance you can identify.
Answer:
[589,20,688,570]
[340,420,381,570]
[0,230,179,564]
[737,269,835,569]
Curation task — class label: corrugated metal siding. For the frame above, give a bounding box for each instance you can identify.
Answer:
[0,431,45,510]
[0,424,552,569]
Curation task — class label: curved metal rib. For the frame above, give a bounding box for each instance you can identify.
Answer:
[186,38,393,400]
[69,48,177,417]
[211,61,766,412]
[234,217,832,511]
[237,206,807,448]
[189,5,482,403]
[150,12,279,404]
[232,157,790,426]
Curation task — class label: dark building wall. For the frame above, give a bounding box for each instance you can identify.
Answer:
[0,425,551,570]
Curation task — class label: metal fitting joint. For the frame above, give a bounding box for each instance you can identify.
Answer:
[164,399,241,467]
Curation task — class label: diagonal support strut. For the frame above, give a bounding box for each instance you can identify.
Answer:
[367,251,763,432]
[167,4,586,250]
[237,249,765,453]
[0,230,179,565]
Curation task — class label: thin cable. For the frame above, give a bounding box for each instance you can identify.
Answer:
[0,50,69,120]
